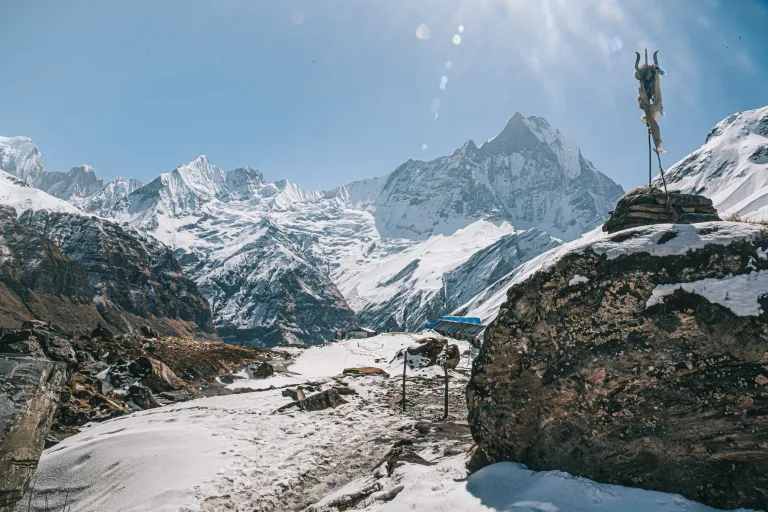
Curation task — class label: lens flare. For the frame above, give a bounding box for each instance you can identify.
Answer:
[445,60,453,69]
[452,34,462,45]
[421,144,428,151]
[415,24,431,41]
[458,25,465,34]
[431,97,441,113]
[292,11,305,26]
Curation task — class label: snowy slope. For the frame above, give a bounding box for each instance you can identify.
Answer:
[0,170,83,216]
[658,106,768,220]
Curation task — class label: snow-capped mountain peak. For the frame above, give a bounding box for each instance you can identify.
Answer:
[658,105,768,220]
[170,155,228,198]
[480,111,543,156]
[0,135,46,185]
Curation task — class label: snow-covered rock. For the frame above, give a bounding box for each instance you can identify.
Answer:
[658,105,768,220]
[469,219,768,510]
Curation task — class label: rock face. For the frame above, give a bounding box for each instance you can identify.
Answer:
[603,187,719,233]
[467,221,768,510]
[0,356,66,512]
[0,205,213,338]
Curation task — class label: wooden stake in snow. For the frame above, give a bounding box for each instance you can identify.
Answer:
[442,358,449,420]
[402,348,407,413]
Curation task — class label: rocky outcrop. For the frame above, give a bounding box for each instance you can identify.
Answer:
[0,205,214,338]
[0,356,66,512]
[393,338,460,370]
[298,388,347,412]
[603,187,719,233]
[467,221,768,510]
[1,324,286,445]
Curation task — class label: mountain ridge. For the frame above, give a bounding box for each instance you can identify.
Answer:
[0,112,625,345]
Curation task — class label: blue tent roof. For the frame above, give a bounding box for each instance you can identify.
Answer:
[440,316,482,325]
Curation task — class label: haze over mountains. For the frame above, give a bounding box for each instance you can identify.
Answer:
[2,113,634,345]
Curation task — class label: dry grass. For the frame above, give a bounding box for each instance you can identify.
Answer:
[723,213,768,226]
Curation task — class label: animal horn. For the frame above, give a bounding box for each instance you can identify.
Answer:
[634,52,640,71]
[653,50,659,66]
[644,49,648,65]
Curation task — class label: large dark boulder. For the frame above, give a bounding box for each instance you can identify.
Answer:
[125,383,160,411]
[299,388,347,412]
[467,221,768,510]
[0,356,66,512]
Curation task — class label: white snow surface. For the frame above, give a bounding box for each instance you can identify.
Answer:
[658,106,768,221]
[311,454,754,512]
[568,274,589,286]
[459,221,765,323]
[289,332,474,379]
[646,270,768,316]
[0,170,83,216]
[28,333,464,512]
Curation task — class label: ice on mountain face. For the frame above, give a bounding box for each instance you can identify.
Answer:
[35,165,106,202]
[79,176,144,212]
[225,166,264,200]
[658,106,768,221]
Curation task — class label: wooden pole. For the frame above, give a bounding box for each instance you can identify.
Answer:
[402,348,407,413]
[442,359,449,420]
[648,127,652,188]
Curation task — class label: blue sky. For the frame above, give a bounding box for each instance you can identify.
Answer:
[1,0,766,191]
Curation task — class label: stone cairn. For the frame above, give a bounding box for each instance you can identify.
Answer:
[603,186,720,233]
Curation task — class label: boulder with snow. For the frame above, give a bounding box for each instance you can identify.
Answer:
[602,187,719,233]
[245,361,274,379]
[468,221,768,510]
[298,388,347,412]
[343,367,390,377]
